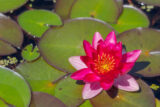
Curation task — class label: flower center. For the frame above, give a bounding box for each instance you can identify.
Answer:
[93,53,116,75]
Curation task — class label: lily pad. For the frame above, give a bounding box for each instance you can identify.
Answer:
[80,100,93,107]
[0,0,27,13]
[15,57,66,95]
[111,5,149,33]
[38,18,114,72]
[55,0,75,20]
[136,0,160,6]
[21,44,40,62]
[118,28,160,77]
[54,77,84,107]
[156,99,160,107]
[90,79,155,107]
[70,0,120,23]
[0,14,23,55]
[18,9,62,38]
[0,66,31,107]
[30,92,66,107]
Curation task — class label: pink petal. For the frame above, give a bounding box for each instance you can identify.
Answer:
[92,32,103,50]
[83,40,93,57]
[69,56,87,70]
[122,50,141,63]
[100,81,114,90]
[83,73,100,82]
[104,31,117,46]
[114,74,139,91]
[71,68,92,80]
[82,82,103,99]
[120,62,135,74]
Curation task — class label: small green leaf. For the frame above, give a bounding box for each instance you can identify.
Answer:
[18,9,62,37]
[22,44,40,62]
[80,100,93,107]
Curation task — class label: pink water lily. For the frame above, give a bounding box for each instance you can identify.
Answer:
[69,31,141,99]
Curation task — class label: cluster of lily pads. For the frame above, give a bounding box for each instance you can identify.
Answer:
[0,0,160,107]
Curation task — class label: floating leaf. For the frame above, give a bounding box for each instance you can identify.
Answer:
[0,99,8,107]
[156,99,160,107]
[70,0,120,23]
[0,66,31,107]
[30,92,66,107]
[38,18,114,73]
[111,5,149,33]
[90,79,155,107]
[136,0,160,6]
[0,0,28,13]
[18,9,62,37]
[55,0,75,20]
[15,57,66,95]
[22,44,40,62]
[118,28,160,77]
[0,14,23,55]
[80,100,93,107]
[54,78,84,107]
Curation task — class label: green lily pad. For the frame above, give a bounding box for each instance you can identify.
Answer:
[18,9,62,38]
[38,18,114,73]
[22,44,40,62]
[136,0,160,6]
[80,100,93,107]
[118,28,160,77]
[0,99,8,107]
[0,0,27,13]
[0,66,31,107]
[70,0,120,23]
[15,57,66,95]
[111,5,149,33]
[30,92,66,107]
[55,0,75,20]
[0,14,23,55]
[90,79,155,107]
[54,77,84,107]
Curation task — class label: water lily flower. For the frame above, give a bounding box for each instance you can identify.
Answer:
[69,31,141,99]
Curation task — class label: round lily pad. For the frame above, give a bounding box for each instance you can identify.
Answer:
[90,79,155,107]
[18,9,62,38]
[30,92,66,107]
[55,0,75,20]
[118,28,160,77]
[80,100,93,107]
[70,0,120,23]
[54,77,84,107]
[136,0,160,6]
[0,0,27,13]
[38,18,114,73]
[0,66,31,107]
[111,5,149,33]
[0,14,23,55]
[15,57,66,95]
[21,44,40,62]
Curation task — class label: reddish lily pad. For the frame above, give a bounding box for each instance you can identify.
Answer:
[18,9,62,37]
[0,66,31,107]
[90,79,155,107]
[15,57,66,95]
[0,14,23,55]
[70,0,120,23]
[0,0,28,13]
[111,5,149,33]
[38,18,114,73]
[30,92,66,107]
[55,0,75,20]
[118,28,160,77]
[54,77,84,107]
[136,0,160,6]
